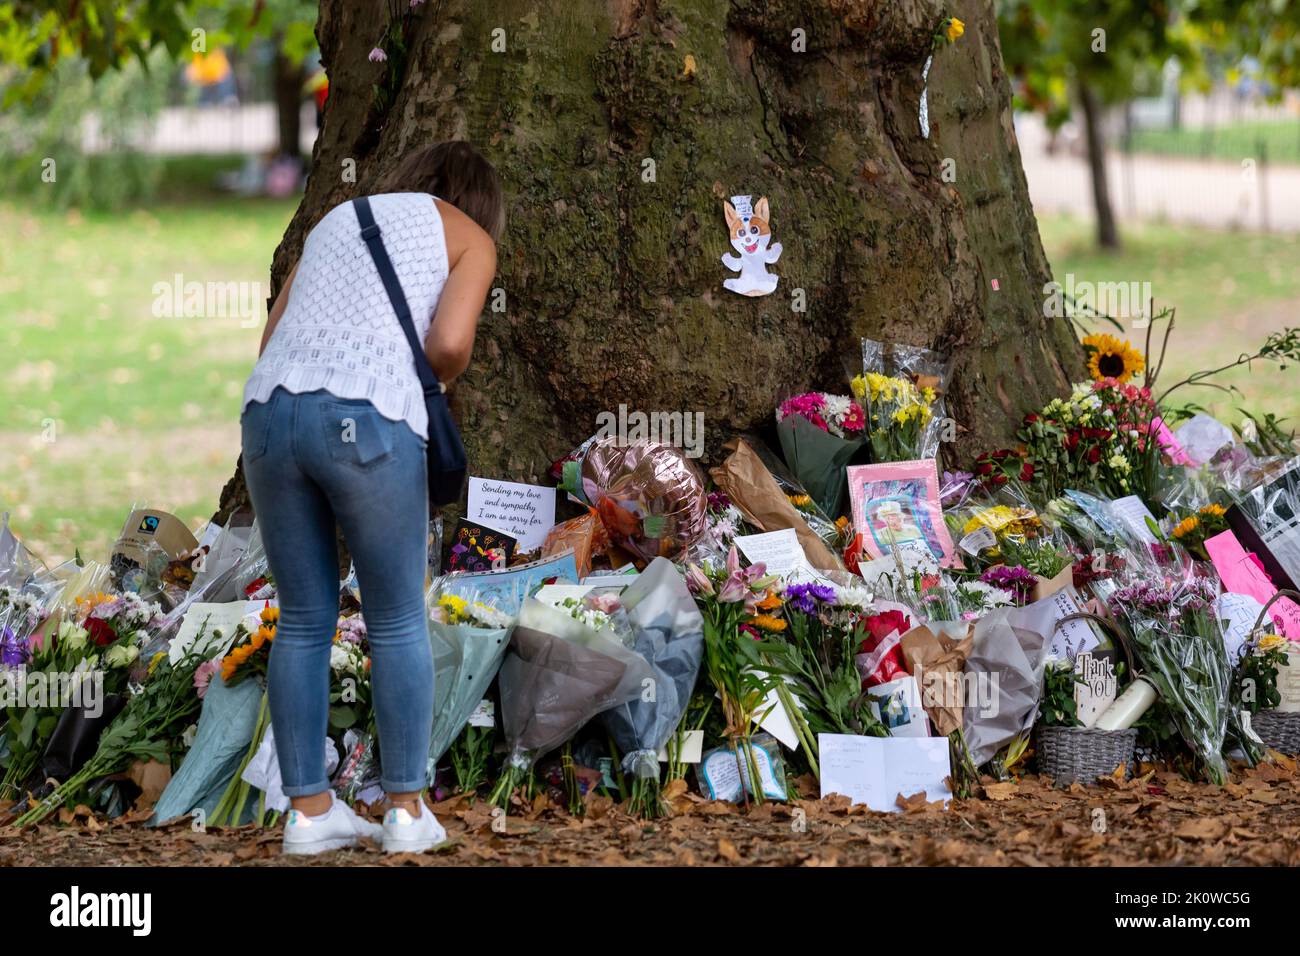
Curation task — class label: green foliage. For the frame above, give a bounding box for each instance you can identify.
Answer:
[1237,644,1288,716]
[1040,660,1083,727]
[0,49,171,210]
[0,0,317,104]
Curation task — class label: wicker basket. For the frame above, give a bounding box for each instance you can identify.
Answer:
[1035,611,1140,787]
[1251,711,1300,755]
[1035,725,1138,786]
[1242,590,1300,756]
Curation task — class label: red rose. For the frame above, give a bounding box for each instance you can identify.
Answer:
[1024,413,1039,425]
[85,617,116,647]
[863,609,910,643]
[1086,446,1103,464]
[1019,462,1035,482]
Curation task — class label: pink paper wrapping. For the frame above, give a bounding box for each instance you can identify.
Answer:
[1205,529,1300,638]
[847,459,959,569]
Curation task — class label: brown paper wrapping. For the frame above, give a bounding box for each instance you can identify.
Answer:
[1030,565,1074,604]
[899,624,974,736]
[709,438,843,573]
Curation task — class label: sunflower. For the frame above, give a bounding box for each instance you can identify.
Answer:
[1171,516,1200,539]
[1082,333,1145,382]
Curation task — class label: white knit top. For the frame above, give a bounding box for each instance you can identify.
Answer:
[242,192,449,439]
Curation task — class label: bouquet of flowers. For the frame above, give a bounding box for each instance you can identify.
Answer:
[759,582,889,781]
[600,558,705,818]
[208,606,278,825]
[851,372,938,463]
[16,638,209,824]
[427,586,513,771]
[978,380,1161,502]
[1108,574,1237,783]
[1167,503,1230,562]
[855,339,950,461]
[685,547,785,804]
[775,392,866,515]
[490,591,653,811]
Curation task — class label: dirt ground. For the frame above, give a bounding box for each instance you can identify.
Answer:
[3,760,1299,867]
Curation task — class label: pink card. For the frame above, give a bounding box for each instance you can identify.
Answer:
[1205,529,1300,638]
[1151,416,1193,466]
[847,459,959,569]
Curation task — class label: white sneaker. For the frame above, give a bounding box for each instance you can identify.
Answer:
[282,792,383,856]
[382,799,447,854]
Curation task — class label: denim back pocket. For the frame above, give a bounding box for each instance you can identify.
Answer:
[240,396,277,465]
[319,401,396,470]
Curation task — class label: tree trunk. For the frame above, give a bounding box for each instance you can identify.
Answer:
[1077,77,1120,250]
[272,39,305,161]
[214,0,1083,525]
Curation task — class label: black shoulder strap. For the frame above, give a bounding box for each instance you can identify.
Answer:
[353,196,444,395]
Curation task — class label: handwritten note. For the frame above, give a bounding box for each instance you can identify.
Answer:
[734,528,831,585]
[1215,591,1267,664]
[1111,495,1159,545]
[818,735,951,812]
[1205,529,1300,638]
[1010,587,1103,662]
[466,478,556,553]
[169,601,262,665]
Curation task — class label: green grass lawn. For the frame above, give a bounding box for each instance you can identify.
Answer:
[3,198,1298,568]
[1127,119,1300,166]
[1039,214,1300,429]
[0,194,295,567]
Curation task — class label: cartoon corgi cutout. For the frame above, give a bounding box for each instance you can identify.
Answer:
[721,194,781,296]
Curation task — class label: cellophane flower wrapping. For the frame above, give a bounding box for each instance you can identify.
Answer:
[497,596,656,775]
[1107,552,1238,783]
[854,340,950,462]
[775,396,865,517]
[600,558,705,782]
[957,607,1054,766]
[425,579,514,769]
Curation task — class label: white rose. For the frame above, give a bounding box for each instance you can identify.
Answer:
[59,621,89,654]
[104,643,140,668]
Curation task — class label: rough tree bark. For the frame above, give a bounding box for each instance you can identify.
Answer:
[215,0,1082,524]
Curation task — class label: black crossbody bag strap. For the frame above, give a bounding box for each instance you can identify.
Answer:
[353,196,445,396]
[352,196,466,507]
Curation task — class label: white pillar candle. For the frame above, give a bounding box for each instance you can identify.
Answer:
[1094,676,1157,731]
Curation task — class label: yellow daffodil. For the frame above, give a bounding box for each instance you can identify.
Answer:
[945,17,964,42]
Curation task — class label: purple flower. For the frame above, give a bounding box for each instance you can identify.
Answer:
[369,47,388,63]
[784,583,836,615]
[1,626,29,667]
[706,491,733,513]
[980,565,1037,604]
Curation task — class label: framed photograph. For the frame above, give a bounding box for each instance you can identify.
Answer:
[847,459,958,568]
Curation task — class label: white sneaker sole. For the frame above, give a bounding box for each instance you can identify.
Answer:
[283,835,362,856]
[382,831,447,854]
